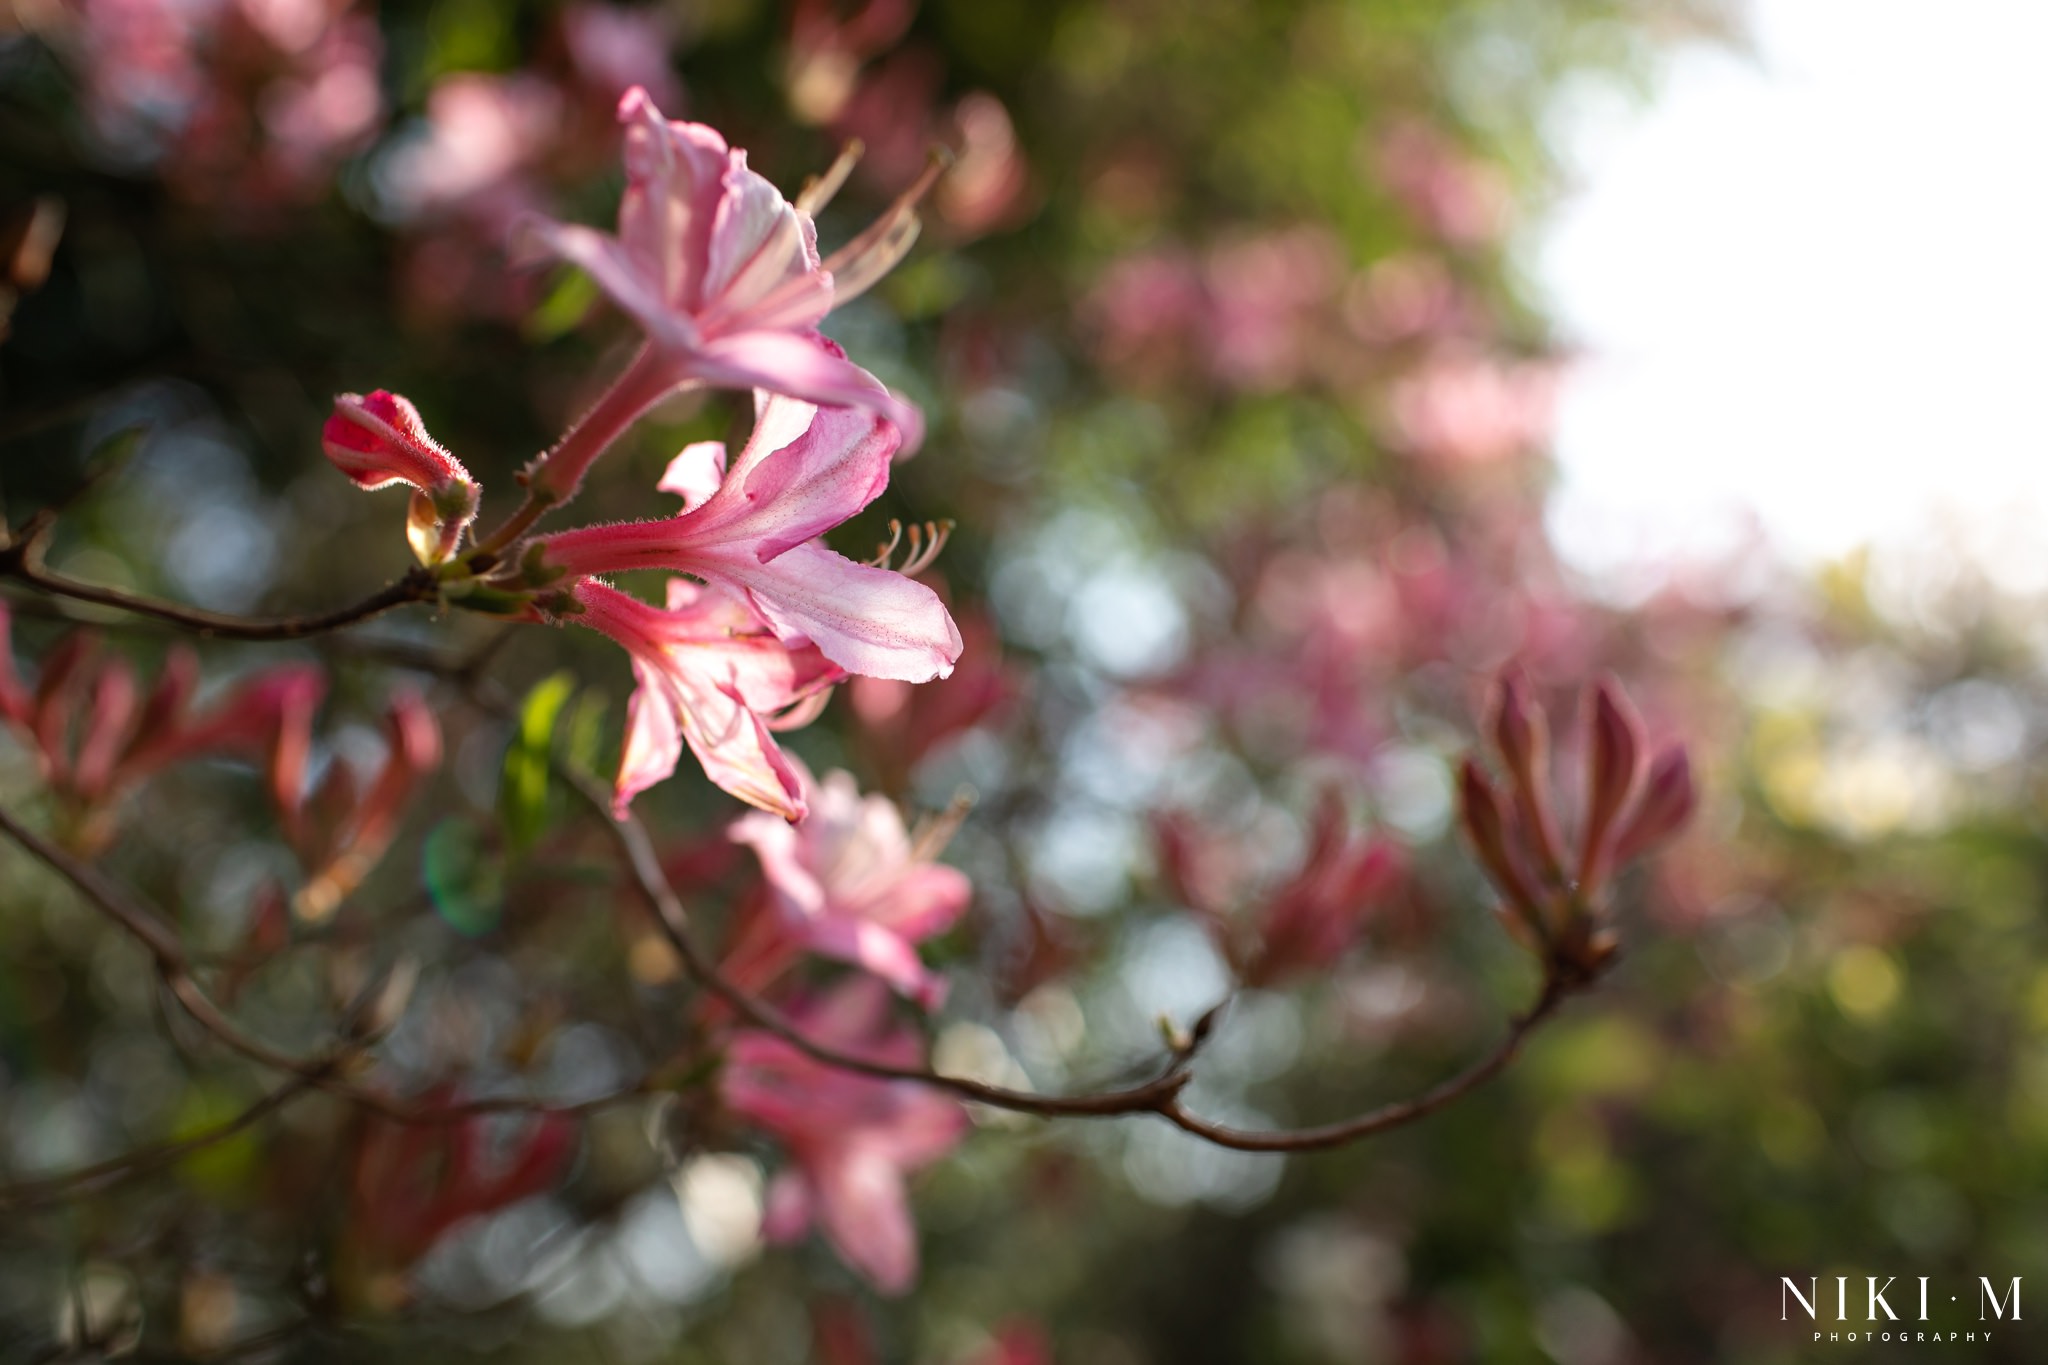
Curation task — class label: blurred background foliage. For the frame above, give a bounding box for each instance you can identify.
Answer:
[8,0,2048,1362]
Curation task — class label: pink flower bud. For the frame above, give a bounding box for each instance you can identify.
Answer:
[322,390,479,563]
[1491,667,1566,884]
[1457,757,1542,925]
[1576,677,1646,892]
[322,390,470,491]
[1611,743,1696,865]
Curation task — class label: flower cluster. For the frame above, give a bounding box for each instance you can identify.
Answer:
[321,87,961,822]
[311,92,983,1291]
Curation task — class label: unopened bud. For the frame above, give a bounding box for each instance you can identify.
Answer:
[1457,758,1544,929]
[1611,743,1695,866]
[324,391,480,563]
[1491,668,1567,885]
[1577,677,1647,892]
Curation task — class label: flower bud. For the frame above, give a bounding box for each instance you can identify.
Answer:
[1576,677,1646,892]
[1457,757,1543,928]
[1611,743,1695,865]
[1491,667,1566,884]
[323,391,479,564]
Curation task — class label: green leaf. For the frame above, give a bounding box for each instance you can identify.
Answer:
[523,267,600,344]
[499,671,575,854]
[564,689,611,782]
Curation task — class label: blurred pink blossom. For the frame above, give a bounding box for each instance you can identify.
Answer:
[1375,119,1511,246]
[379,75,563,225]
[721,978,968,1294]
[561,2,681,110]
[1203,227,1344,391]
[1086,228,1346,392]
[0,609,334,849]
[347,1092,575,1277]
[70,0,385,209]
[1158,789,1404,989]
[937,92,1034,237]
[1384,348,1557,465]
[1343,252,1484,345]
[728,761,970,1008]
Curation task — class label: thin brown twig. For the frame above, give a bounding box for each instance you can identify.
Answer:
[0,802,659,1127]
[0,555,436,641]
[560,725,1588,1144]
[565,762,1197,1118]
[0,1071,326,1211]
[0,512,439,641]
[1156,976,1572,1152]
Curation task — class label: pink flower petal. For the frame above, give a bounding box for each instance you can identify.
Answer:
[811,1141,919,1296]
[724,541,962,683]
[657,439,729,510]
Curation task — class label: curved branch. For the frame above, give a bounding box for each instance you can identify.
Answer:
[569,765,1195,1118]
[0,802,657,1127]
[0,530,437,641]
[1157,978,1570,1152]
[0,1071,325,1211]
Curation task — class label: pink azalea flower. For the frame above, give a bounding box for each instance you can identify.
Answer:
[533,384,962,685]
[721,979,968,1294]
[516,86,935,502]
[727,761,970,1008]
[321,390,480,564]
[568,578,843,821]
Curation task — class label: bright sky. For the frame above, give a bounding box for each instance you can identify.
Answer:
[1536,0,2048,593]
